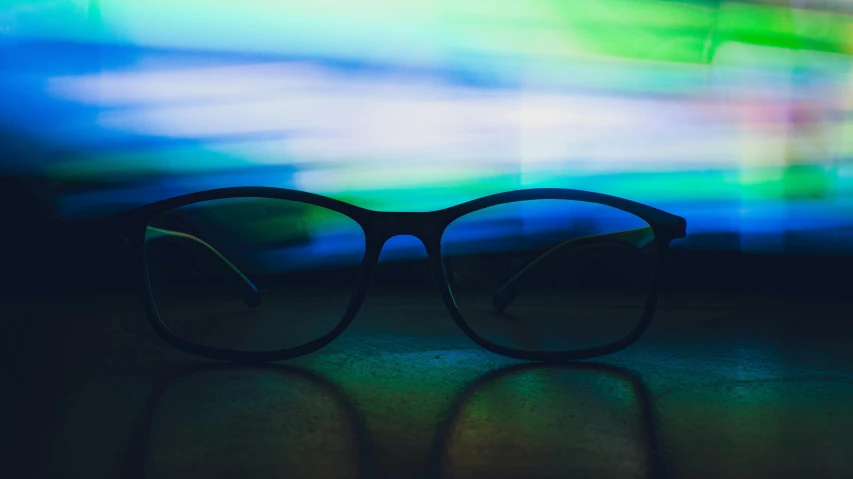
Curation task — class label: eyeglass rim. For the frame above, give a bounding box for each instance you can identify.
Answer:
[110,187,686,363]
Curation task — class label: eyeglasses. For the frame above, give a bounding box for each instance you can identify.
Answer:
[111,187,686,363]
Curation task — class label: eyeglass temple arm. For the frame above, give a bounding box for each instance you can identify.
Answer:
[145,226,265,308]
[491,227,655,313]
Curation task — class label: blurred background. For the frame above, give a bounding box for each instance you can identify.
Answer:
[3,5,853,477]
[1,0,852,257]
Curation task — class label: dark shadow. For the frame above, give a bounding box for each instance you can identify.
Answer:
[123,363,380,479]
[423,362,668,479]
[0,173,136,296]
[120,360,665,479]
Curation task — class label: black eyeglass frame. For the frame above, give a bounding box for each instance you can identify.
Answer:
[111,187,686,364]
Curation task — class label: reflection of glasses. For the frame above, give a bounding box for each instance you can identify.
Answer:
[112,187,686,362]
[425,362,665,478]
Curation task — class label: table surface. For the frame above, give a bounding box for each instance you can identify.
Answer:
[3,279,853,479]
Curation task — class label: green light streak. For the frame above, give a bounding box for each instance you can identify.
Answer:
[5,1,852,62]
